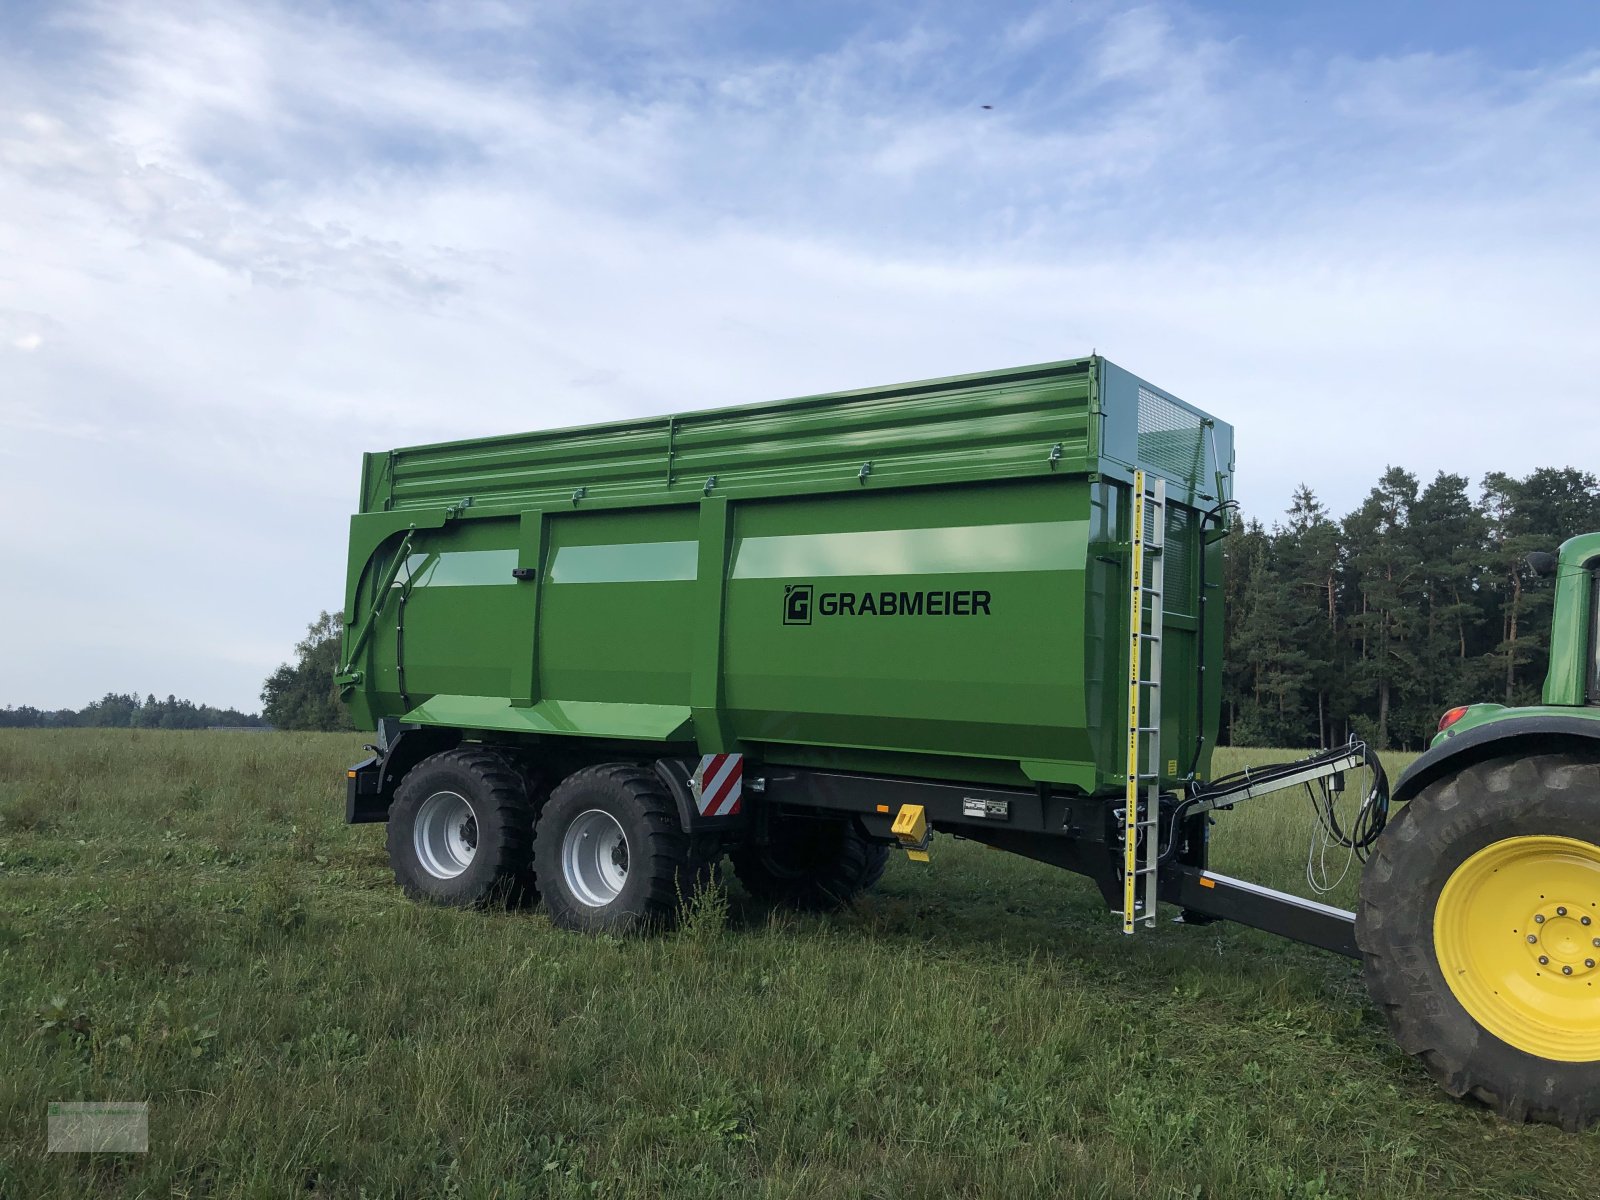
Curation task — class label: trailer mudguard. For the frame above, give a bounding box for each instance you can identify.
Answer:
[1391,713,1600,807]
[345,725,462,823]
[653,757,750,832]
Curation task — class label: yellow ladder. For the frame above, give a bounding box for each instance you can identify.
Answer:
[1121,469,1165,934]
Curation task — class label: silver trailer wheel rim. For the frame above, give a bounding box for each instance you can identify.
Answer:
[413,790,478,879]
[563,809,629,906]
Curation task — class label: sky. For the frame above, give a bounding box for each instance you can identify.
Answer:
[2,0,1598,712]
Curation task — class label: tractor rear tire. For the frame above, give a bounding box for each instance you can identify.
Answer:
[1356,751,1600,1131]
[732,816,889,911]
[387,746,537,907]
[533,764,720,935]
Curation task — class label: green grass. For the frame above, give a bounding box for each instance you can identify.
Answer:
[0,730,1594,1198]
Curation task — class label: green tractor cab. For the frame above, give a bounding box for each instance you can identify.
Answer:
[1389,530,1600,794]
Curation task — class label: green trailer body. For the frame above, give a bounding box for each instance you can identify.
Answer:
[339,355,1234,795]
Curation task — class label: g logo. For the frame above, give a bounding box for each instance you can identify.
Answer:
[784,583,814,626]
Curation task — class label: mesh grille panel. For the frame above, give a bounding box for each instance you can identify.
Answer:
[1164,506,1192,615]
[1138,386,1206,484]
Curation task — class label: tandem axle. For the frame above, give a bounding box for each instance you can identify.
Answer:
[350,732,1382,959]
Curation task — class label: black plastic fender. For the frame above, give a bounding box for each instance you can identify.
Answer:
[1391,714,1600,806]
[345,725,462,823]
[652,758,750,834]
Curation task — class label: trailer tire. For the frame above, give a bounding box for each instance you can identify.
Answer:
[1356,751,1600,1131]
[731,817,890,910]
[534,764,719,935]
[387,746,536,907]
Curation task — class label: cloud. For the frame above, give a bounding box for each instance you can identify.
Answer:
[1,0,1598,708]
[1,308,57,354]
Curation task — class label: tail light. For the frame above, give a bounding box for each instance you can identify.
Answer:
[1438,706,1469,733]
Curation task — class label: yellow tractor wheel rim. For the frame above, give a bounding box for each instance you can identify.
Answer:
[1434,835,1600,1062]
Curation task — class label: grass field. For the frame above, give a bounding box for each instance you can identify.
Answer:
[1,730,1596,1198]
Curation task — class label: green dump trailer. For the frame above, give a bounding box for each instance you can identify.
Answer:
[340,355,1600,1129]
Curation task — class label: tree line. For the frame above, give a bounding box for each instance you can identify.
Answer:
[1221,465,1600,752]
[259,611,353,732]
[2,614,352,733]
[0,692,266,730]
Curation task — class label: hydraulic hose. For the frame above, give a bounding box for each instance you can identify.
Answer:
[1158,739,1390,865]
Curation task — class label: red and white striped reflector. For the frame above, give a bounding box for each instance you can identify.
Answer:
[692,753,743,817]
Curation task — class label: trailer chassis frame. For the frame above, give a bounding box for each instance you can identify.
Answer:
[759,745,1376,959]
